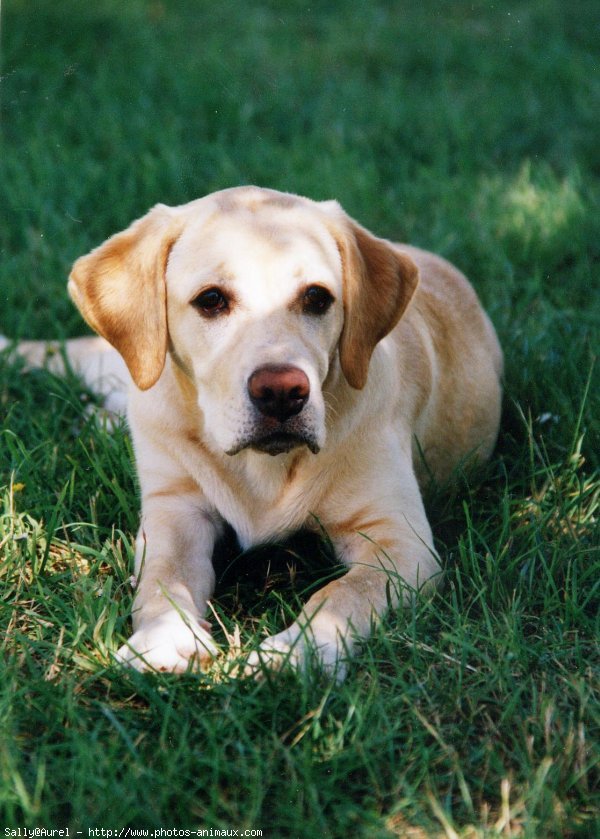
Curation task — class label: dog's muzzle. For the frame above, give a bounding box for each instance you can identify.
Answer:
[227,364,320,456]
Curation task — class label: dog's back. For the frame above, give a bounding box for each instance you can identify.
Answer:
[392,245,503,485]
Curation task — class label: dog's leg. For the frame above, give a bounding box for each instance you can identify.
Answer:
[1,335,129,415]
[1,336,73,375]
[115,485,221,673]
[247,454,440,677]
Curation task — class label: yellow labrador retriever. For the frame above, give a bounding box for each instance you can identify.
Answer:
[7,187,503,675]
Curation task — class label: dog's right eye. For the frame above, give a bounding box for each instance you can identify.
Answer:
[191,288,229,317]
[303,285,334,315]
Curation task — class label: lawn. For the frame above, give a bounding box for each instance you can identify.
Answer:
[0,0,598,836]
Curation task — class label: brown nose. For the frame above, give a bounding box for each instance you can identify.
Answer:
[247,365,310,422]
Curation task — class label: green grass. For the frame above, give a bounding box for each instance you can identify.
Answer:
[1,0,598,835]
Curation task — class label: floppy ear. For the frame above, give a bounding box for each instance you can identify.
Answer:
[331,211,419,389]
[68,205,182,390]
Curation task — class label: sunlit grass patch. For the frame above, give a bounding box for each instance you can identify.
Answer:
[514,439,598,544]
[498,162,585,251]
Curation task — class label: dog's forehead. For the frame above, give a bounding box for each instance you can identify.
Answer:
[168,194,342,298]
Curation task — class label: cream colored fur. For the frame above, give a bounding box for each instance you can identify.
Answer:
[4,186,503,676]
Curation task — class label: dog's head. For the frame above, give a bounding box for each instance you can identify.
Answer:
[69,187,418,456]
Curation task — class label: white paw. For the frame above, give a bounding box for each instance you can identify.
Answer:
[115,611,218,673]
[245,619,348,680]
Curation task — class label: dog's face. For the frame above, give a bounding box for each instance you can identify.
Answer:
[68,187,419,457]
[165,193,344,456]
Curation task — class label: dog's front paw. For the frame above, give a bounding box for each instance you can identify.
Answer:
[245,620,348,680]
[115,611,217,673]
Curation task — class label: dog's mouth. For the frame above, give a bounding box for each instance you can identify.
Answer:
[227,430,320,457]
[251,431,320,456]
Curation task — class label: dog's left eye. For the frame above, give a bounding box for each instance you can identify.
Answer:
[303,285,334,315]
[191,287,229,317]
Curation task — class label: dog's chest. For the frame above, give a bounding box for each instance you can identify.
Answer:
[201,450,322,549]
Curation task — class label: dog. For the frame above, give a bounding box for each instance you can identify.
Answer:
[4,187,503,675]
